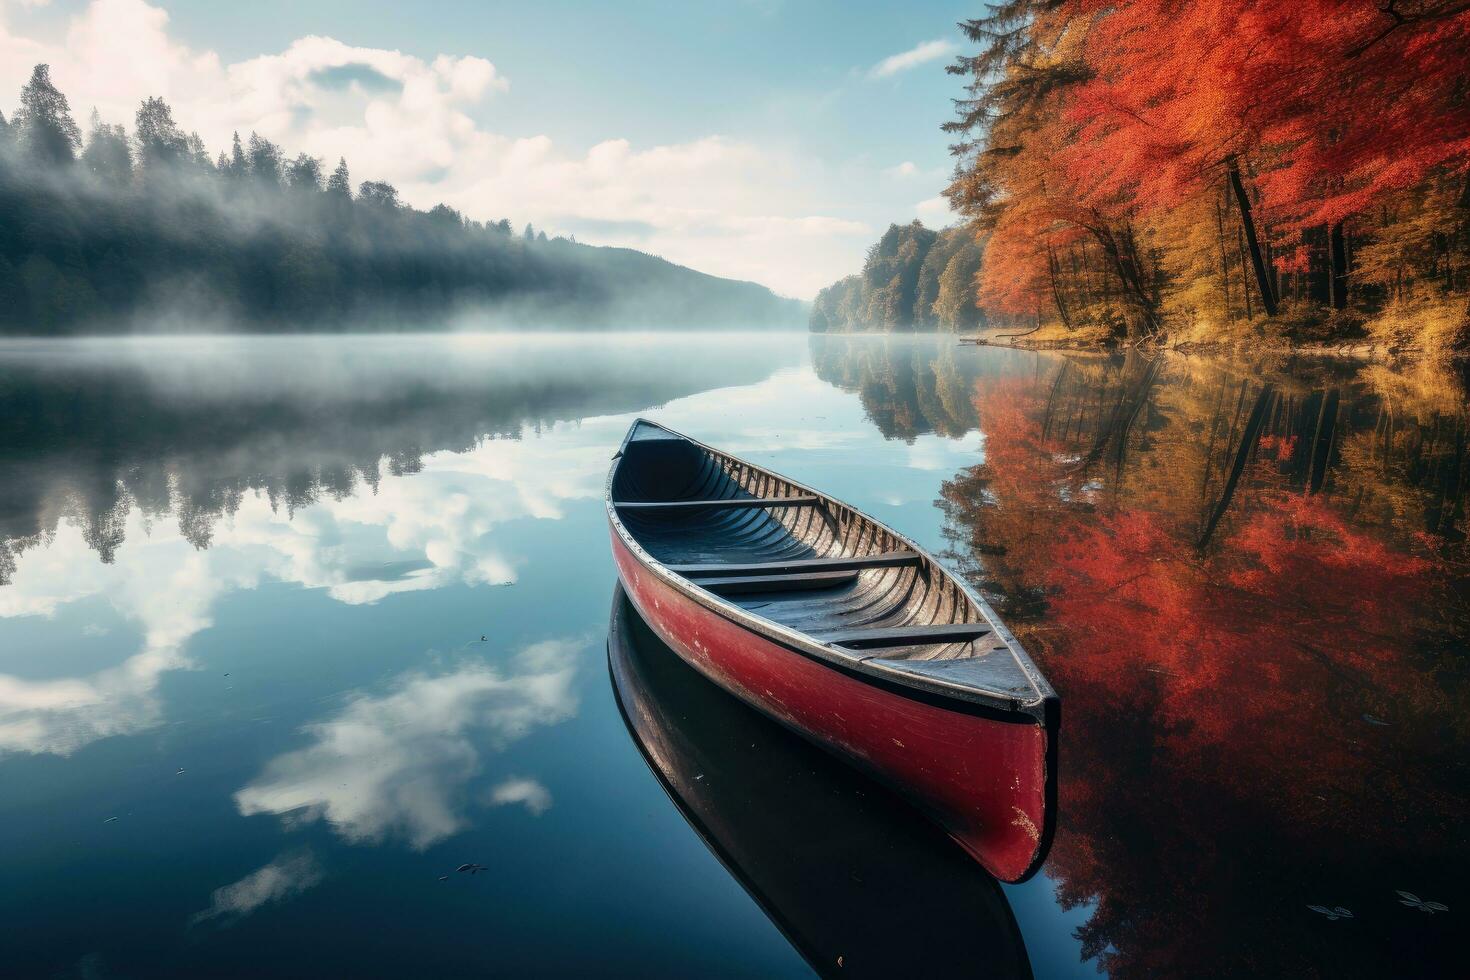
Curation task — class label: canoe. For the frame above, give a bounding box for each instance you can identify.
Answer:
[605,418,1058,882]
[607,584,1034,978]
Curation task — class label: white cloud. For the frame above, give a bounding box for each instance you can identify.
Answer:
[0,0,873,297]
[916,195,953,221]
[234,638,582,849]
[869,39,958,79]
[484,776,552,816]
[885,161,919,178]
[191,850,323,925]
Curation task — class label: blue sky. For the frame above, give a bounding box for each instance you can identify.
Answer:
[1,0,976,296]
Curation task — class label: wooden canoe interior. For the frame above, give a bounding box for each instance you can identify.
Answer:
[611,421,1023,673]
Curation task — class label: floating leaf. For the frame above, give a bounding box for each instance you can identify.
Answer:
[1397,891,1447,913]
[1308,905,1352,920]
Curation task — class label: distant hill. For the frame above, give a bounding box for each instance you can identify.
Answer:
[0,65,803,334]
[809,220,984,333]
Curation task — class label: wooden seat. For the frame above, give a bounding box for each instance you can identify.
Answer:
[691,569,859,596]
[815,623,993,650]
[667,550,921,577]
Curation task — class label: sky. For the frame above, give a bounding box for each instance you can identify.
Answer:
[0,0,978,298]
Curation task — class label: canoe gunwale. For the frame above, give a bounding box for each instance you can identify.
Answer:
[606,418,1057,721]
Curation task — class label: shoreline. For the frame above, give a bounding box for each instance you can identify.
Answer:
[958,334,1403,362]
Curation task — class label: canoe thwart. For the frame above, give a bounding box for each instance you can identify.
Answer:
[815,623,993,650]
[615,496,821,511]
[668,550,921,577]
[694,570,859,596]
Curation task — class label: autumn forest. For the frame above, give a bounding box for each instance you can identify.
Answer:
[814,1,1470,361]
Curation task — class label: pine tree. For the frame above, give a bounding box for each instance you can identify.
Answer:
[247,132,283,188]
[357,180,399,209]
[82,109,132,184]
[185,133,211,169]
[13,64,81,165]
[286,153,323,192]
[227,132,247,180]
[134,97,188,175]
[326,157,352,198]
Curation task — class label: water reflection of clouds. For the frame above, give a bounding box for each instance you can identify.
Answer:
[0,430,608,756]
[0,366,896,759]
[191,850,324,926]
[235,638,582,850]
[484,776,554,816]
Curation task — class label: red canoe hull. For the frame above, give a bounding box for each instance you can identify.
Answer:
[611,528,1054,883]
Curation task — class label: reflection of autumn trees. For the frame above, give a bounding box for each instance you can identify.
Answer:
[810,333,1045,442]
[941,353,1469,977]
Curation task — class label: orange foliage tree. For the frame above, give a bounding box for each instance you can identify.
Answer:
[945,0,1470,338]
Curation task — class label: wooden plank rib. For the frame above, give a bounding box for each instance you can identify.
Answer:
[816,623,992,649]
[695,570,858,596]
[669,550,921,578]
[615,496,820,511]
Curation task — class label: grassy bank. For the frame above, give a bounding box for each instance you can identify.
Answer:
[963,297,1470,366]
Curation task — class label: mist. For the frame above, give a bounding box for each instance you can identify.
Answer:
[0,332,807,579]
[0,68,806,335]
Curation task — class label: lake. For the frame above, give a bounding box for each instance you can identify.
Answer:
[1,332,1465,977]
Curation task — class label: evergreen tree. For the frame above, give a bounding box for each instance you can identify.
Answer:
[0,63,808,335]
[247,132,283,188]
[326,157,352,198]
[185,133,211,169]
[357,180,399,209]
[13,65,81,165]
[226,132,247,180]
[523,223,535,242]
[81,110,132,184]
[134,97,188,174]
[286,153,323,192]
[428,203,463,228]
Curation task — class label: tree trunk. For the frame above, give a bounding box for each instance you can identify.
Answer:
[1215,193,1232,320]
[1089,224,1159,337]
[1198,383,1274,550]
[1237,229,1253,319]
[1329,221,1348,310]
[1307,388,1340,493]
[1047,245,1073,330]
[1306,225,1332,306]
[1228,160,1279,317]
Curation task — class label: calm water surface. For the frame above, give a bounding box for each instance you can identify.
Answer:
[1,333,1465,977]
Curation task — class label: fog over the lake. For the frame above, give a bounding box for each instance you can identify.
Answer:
[0,73,806,335]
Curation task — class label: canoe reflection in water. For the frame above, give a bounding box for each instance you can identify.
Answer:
[607,585,1034,979]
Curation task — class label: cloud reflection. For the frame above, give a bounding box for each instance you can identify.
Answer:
[484,777,553,816]
[0,430,600,757]
[234,638,582,849]
[0,344,892,760]
[191,850,324,926]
